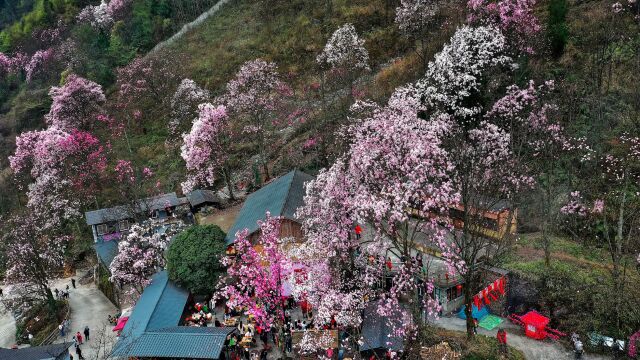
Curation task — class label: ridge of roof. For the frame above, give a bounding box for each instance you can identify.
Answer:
[276,169,297,220]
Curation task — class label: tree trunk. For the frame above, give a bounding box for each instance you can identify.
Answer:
[45,287,58,317]
[463,281,475,338]
[222,167,235,201]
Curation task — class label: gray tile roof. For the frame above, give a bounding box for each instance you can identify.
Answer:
[95,239,119,268]
[187,189,221,207]
[85,193,182,226]
[225,169,314,244]
[0,342,72,360]
[360,301,404,352]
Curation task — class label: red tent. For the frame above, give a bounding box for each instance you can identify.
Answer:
[519,311,549,340]
[112,316,129,332]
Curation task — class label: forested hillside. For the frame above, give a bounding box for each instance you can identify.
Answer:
[0,0,639,357]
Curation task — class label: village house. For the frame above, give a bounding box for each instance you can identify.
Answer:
[225,169,313,246]
[0,342,73,360]
[84,192,190,244]
[186,189,223,214]
[110,271,236,360]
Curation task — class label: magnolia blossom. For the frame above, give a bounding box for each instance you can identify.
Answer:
[0,51,28,74]
[25,48,55,82]
[415,25,513,119]
[45,74,106,130]
[467,0,541,53]
[10,126,107,224]
[218,213,293,329]
[169,78,210,139]
[317,24,370,72]
[222,59,291,179]
[180,104,229,193]
[2,213,69,302]
[78,0,113,30]
[295,97,460,349]
[395,0,438,37]
[77,0,130,30]
[110,221,185,294]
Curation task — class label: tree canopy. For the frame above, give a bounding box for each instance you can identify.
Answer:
[167,224,227,295]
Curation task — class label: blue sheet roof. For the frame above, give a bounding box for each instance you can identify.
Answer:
[225,169,313,244]
[112,271,188,356]
[360,301,404,352]
[120,271,189,337]
[115,327,235,359]
[95,239,119,268]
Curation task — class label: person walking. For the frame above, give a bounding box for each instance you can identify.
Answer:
[54,288,59,298]
[497,329,507,354]
[71,278,76,289]
[473,318,479,335]
[59,323,65,337]
[76,345,85,360]
[76,331,83,344]
[84,326,90,341]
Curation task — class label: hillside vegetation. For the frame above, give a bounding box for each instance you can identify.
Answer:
[0,0,639,353]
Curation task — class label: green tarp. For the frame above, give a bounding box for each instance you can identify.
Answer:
[478,315,504,330]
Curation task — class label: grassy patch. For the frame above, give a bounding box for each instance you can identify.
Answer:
[423,327,526,360]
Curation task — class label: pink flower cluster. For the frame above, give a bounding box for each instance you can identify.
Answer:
[180,104,229,193]
[45,74,106,130]
[218,213,293,329]
[467,0,541,53]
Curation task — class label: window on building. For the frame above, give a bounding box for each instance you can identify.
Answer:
[481,217,499,231]
[449,208,465,221]
[446,284,464,301]
[96,224,108,235]
[118,220,129,231]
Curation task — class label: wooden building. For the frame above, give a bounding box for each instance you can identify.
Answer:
[225,169,313,246]
[411,196,517,241]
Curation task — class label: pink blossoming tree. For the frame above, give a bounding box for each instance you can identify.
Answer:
[169,78,210,143]
[222,59,292,180]
[467,0,541,53]
[295,98,459,349]
[218,213,293,330]
[109,220,186,295]
[181,104,236,199]
[45,74,106,130]
[406,24,562,336]
[1,213,70,314]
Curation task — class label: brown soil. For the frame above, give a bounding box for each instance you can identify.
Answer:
[197,203,243,232]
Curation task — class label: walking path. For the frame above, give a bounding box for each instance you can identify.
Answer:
[51,269,118,359]
[0,302,16,348]
[149,0,232,55]
[431,316,608,360]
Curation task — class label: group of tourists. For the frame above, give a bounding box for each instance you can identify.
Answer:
[69,326,90,360]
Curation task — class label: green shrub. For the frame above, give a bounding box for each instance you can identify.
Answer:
[167,225,227,295]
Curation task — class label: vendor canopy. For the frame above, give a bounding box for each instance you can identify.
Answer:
[520,311,550,328]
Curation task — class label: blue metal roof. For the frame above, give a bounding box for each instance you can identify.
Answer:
[113,327,235,359]
[360,301,404,352]
[225,169,313,244]
[94,239,119,268]
[114,271,222,358]
[118,271,189,338]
